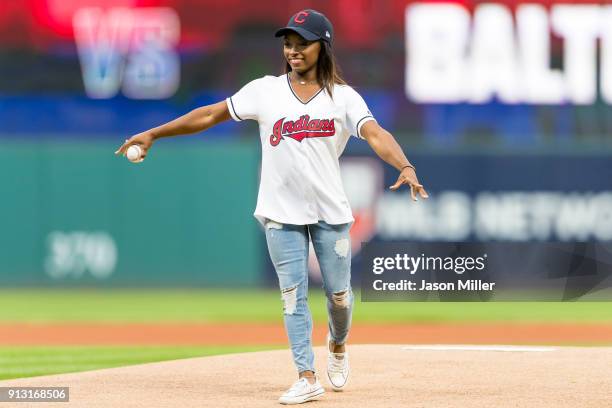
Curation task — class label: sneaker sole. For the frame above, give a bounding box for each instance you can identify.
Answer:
[278,387,325,405]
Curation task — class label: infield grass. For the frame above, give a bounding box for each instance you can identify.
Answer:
[0,345,281,380]
[0,289,611,323]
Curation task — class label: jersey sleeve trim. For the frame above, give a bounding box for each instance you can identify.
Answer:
[356,115,376,139]
[226,97,243,122]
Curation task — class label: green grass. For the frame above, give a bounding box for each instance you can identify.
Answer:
[0,290,610,382]
[0,289,611,323]
[0,345,280,380]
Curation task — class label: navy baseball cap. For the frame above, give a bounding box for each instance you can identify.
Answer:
[275,9,333,44]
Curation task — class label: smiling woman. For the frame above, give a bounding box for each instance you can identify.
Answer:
[114,8,428,406]
[283,35,319,69]
[280,32,345,103]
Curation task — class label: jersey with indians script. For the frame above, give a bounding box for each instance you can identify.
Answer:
[226,73,376,226]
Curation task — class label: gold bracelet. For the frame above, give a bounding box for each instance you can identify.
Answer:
[400,164,416,172]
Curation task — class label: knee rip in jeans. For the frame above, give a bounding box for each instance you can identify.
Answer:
[331,290,351,308]
[281,285,298,315]
[334,238,349,258]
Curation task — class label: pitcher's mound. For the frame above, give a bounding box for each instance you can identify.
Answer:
[1,345,611,408]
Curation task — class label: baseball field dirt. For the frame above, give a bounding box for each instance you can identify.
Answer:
[1,345,610,408]
[1,322,611,345]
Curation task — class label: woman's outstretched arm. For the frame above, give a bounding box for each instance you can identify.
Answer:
[360,120,429,201]
[115,100,231,160]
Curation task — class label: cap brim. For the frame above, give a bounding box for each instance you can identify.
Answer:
[274,27,320,41]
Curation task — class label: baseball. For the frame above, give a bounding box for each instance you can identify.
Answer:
[126,145,142,162]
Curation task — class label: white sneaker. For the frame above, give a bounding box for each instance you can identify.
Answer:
[278,377,324,405]
[326,334,349,391]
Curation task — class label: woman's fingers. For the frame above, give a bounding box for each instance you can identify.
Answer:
[389,179,402,191]
[114,140,150,162]
[116,132,154,158]
[409,183,425,201]
[390,174,429,201]
[115,139,130,155]
[138,147,148,161]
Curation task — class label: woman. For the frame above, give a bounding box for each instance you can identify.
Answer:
[115,9,428,405]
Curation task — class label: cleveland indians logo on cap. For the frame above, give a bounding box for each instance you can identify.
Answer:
[294,10,309,24]
[270,115,335,146]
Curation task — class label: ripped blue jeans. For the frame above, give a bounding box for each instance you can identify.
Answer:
[264,220,354,374]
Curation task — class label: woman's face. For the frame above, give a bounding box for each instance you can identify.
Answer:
[283,32,321,74]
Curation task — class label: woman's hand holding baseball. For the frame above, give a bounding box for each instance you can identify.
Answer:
[114,131,155,162]
[389,167,429,201]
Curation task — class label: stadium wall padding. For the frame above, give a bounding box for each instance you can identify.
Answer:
[0,140,262,287]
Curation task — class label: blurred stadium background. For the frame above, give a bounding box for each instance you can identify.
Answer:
[1,0,612,380]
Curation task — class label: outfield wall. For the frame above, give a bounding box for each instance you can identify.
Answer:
[2,139,611,288]
[0,140,262,287]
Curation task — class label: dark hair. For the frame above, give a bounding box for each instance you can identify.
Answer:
[284,40,347,98]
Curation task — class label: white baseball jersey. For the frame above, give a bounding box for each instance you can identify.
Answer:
[226,73,376,226]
